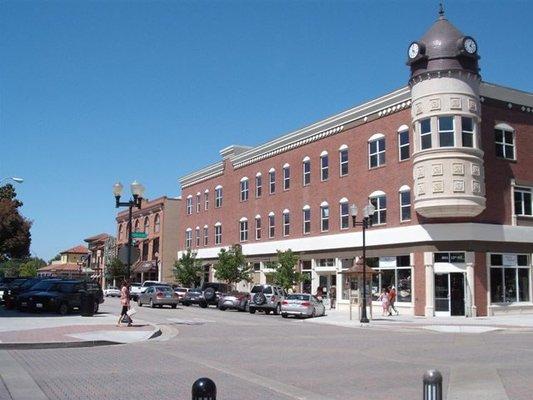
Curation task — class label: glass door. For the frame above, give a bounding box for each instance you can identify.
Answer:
[434,273,450,316]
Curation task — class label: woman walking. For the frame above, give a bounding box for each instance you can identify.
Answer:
[378,287,390,317]
[117,279,132,327]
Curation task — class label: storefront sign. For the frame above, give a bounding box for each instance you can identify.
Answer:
[503,253,517,266]
[379,256,396,268]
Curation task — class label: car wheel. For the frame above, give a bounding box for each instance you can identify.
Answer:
[183,302,190,306]
[311,307,316,318]
[150,300,155,308]
[274,303,281,315]
[282,313,288,318]
[265,310,271,315]
[93,302,99,314]
[249,308,256,314]
[138,300,142,307]
[219,306,226,311]
[204,287,216,302]
[253,292,266,306]
[199,301,207,308]
[171,304,177,309]
[58,303,68,316]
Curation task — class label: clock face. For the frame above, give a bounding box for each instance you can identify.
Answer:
[464,38,477,54]
[408,42,420,59]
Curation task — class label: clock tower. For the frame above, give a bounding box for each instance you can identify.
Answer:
[407,9,486,218]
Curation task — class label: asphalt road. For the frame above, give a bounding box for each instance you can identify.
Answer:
[5,297,533,400]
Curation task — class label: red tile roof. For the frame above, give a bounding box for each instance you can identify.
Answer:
[38,263,81,272]
[60,245,89,254]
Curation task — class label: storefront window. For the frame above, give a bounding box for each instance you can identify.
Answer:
[371,255,412,303]
[490,253,530,303]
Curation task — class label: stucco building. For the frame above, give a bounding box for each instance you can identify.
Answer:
[177,11,533,317]
[38,245,90,278]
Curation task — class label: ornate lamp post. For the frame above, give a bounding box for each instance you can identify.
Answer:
[349,202,376,324]
[113,181,145,278]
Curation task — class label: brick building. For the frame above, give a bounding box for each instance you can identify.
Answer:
[177,12,533,316]
[116,196,180,284]
[84,233,114,287]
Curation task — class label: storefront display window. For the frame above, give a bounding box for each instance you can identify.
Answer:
[490,253,530,304]
[371,255,412,302]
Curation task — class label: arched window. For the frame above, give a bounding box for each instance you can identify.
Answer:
[494,123,515,160]
[302,205,311,234]
[339,197,349,229]
[368,134,385,168]
[283,209,290,236]
[185,228,192,248]
[320,201,329,232]
[203,225,209,246]
[215,185,223,208]
[214,222,222,245]
[269,168,276,194]
[186,195,193,215]
[255,215,262,240]
[255,172,262,198]
[134,219,140,232]
[320,151,329,181]
[240,177,249,202]
[283,164,290,190]
[154,214,161,233]
[239,217,248,242]
[397,125,410,161]
[369,190,387,225]
[399,185,411,222]
[195,226,200,246]
[302,156,311,186]
[144,217,150,233]
[118,224,123,240]
[339,145,349,176]
[268,212,275,238]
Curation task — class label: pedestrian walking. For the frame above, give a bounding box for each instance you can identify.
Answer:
[315,286,323,301]
[388,285,399,316]
[117,279,132,327]
[329,285,336,309]
[378,287,390,317]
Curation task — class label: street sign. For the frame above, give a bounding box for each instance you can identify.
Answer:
[118,246,140,265]
[131,231,147,239]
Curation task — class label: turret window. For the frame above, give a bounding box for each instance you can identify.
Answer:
[420,118,432,150]
[438,116,455,147]
[461,117,474,148]
[495,124,515,160]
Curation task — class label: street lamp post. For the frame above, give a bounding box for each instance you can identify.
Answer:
[349,202,376,324]
[113,181,145,278]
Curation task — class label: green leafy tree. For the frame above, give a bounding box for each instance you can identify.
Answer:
[48,254,61,264]
[173,249,203,288]
[105,257,127,282]
[19,257,46,277]
[266,249,302,291]
[0,184,32,263]
[0,259,22,278]
[214,245,252,289]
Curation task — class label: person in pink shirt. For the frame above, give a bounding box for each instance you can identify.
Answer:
[117,280,132,327]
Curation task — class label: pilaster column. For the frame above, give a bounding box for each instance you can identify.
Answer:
[466,262,477,317]
[424,252,434,317]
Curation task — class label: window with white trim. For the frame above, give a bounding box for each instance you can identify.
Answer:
[515,187,532,216]
[203,226,208,246]
[320,203,329,232]
[438,116,455,147]
[185,229,192,248]
[240,219,248,242]
[420,118,432,150]
[283,165,290,190]
[204,192,209,210]
[186,196,192,215]
[255,174,262,198]
[339,146,348,176]
[399,188,411,222]
[214,224,222,245]
[269,170,276,194]
[215,187,223,208]
[339,200,349,229]
[268,213,275,238]
[370,194,387,225]
[303,207,311,234]
[370,255,412,302]
[144,217,150,232]
[490,253,530,303]
[154,214,160,233]
[196,194,201,213]
[195,227,200,246]
[398,128,410,161]
[283,210,290,236]
[303,158,311,186]
[369,137,385,168]
[255,216,262,240]
[495,125,515,160]
[461,117,474,148]
[240,178,249,202]
[320,153,329,181]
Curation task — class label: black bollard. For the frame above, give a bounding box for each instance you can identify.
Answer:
[423,369,443,400]
[192,377,216,400]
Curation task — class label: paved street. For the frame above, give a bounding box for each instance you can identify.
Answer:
[2,298,533,400]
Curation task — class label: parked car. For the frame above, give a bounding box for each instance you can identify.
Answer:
[104,286,120,297]
[129,283,142,300]
[3,278,46,309]
[0,277,17,303]
[17,280,104,315]
[137,285,179,308]
[180,288,204,306]
[281,293,326,318]
[201,282,231,308]
[248,284,286,315]
[172,286,189,301]
[218,291,249,312]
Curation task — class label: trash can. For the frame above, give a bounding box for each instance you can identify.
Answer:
[80,291,95,317]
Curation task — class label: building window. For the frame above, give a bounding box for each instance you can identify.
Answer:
[185,229,192,248]
[339,145,348,176]
[420,118,432,150]
[203,226,208,246]
[204,191,209,210]
[283,210,290,236]
[369,136,385,168]
[134,219,140,232]
[154,214,161,233]
[240,178,249,202]
[268,213,275,238]
[144,217,150,232]
[283,164,290,190]
[438,116,455,147]
[398,127,410,161]
[196,194,201,213]
[339,199,349,230]
[317,258,335,267]
[269,169,276,194]
[490,253,530,303]
[118,224,123,240]
[495,125,515,160]
[239,219,248,242]
[370,256,412,302]
[186,196,193,215]
[515,187,532,216]
[302,157,311,186]
[255,174,262,198]
[461,117,474,148]
[255,216,262,240]
[370,193,386,225]
[214,224,222,245]
[215,186,223,208]
[195,227,200,246]
[434,252,465,263]
[303,206,311,234]
[320,202,329,232]
[399,187,411,222]
[320,152,329,181]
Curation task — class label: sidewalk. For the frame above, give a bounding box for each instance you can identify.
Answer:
[0,308,160,349]
[306,308,533,332]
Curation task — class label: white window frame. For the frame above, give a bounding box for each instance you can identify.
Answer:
[339,145,349,177]
[204,190,209,211]
[320,202,329,232]
[368,135,386,168]
[283,209,290,236]
[369,191,387,225]
[461,117,474,148]
[239,218,248,242]
[339,198,349,230]
[398,125,410,161]
[302,205,311,234]
[419,118,432,150]
[255,173,262,198]
[186,196,193,215]
[215,186,223,208]
[489,253,530,304]
[196,193,201,213]
[438,116,455,147]
[214,223,222,245]
[399,186,411,222]
[283,164,290,190]
[320,151,329,181]
[185,228,192,248]
[514,187,532,216]
[268,212,275,238]
[255,215,262,240]
[495,123,516,160]
[269,169,276,194]
[195,227,200,246]
[203,226,208,246]
[240,177,249,202]
[302,157,311,186]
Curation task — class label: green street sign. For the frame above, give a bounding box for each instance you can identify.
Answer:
[131,231,147,239]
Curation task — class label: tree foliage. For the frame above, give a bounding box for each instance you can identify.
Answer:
[19,258,46,277]
[173,249,203,288]
[214,245,252,288]
[0,257,46,278]
[105,257,127,281]
[48,254,61,264]
[0,184,32,263]
[266,249,302,291]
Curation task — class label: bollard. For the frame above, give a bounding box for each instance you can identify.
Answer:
[192,377,216,400]
[423,369,443,400]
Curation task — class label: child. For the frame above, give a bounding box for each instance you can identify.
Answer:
[378,287,390,317]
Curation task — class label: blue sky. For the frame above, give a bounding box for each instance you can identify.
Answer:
[1,0,532,261]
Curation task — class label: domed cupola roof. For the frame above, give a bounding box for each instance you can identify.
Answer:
[406,8,480,80]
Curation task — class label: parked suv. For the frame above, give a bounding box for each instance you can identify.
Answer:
[248,284,286,315]
[201,282,231,308]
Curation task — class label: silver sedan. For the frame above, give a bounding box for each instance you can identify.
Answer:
[281,293,325,318]
[138,285,179,308]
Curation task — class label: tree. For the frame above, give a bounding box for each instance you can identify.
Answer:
[19,257,46,277]
[0,184,32,263]
[266,249,302,291]
[0,259,22,278]
[214,245,252,289]
[173,249,203,288]
[105,257,127,282]
[48,254,61,264]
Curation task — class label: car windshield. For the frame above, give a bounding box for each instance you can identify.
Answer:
[20,279,40,289]
[130,283,141,288]
[156,286,172,292]
[144,282,158,287]
[287,294,310,301]
[58,283,76,293]
[189,288,201,293]
[31,280,58,291]
[251,285,272,294]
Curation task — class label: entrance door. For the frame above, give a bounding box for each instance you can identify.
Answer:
[434,273,465,316]
[434,274,450,316]
[450,273,465,316]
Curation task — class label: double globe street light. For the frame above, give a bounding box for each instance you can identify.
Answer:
[349,202,376,324]
[113,180,145,278]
